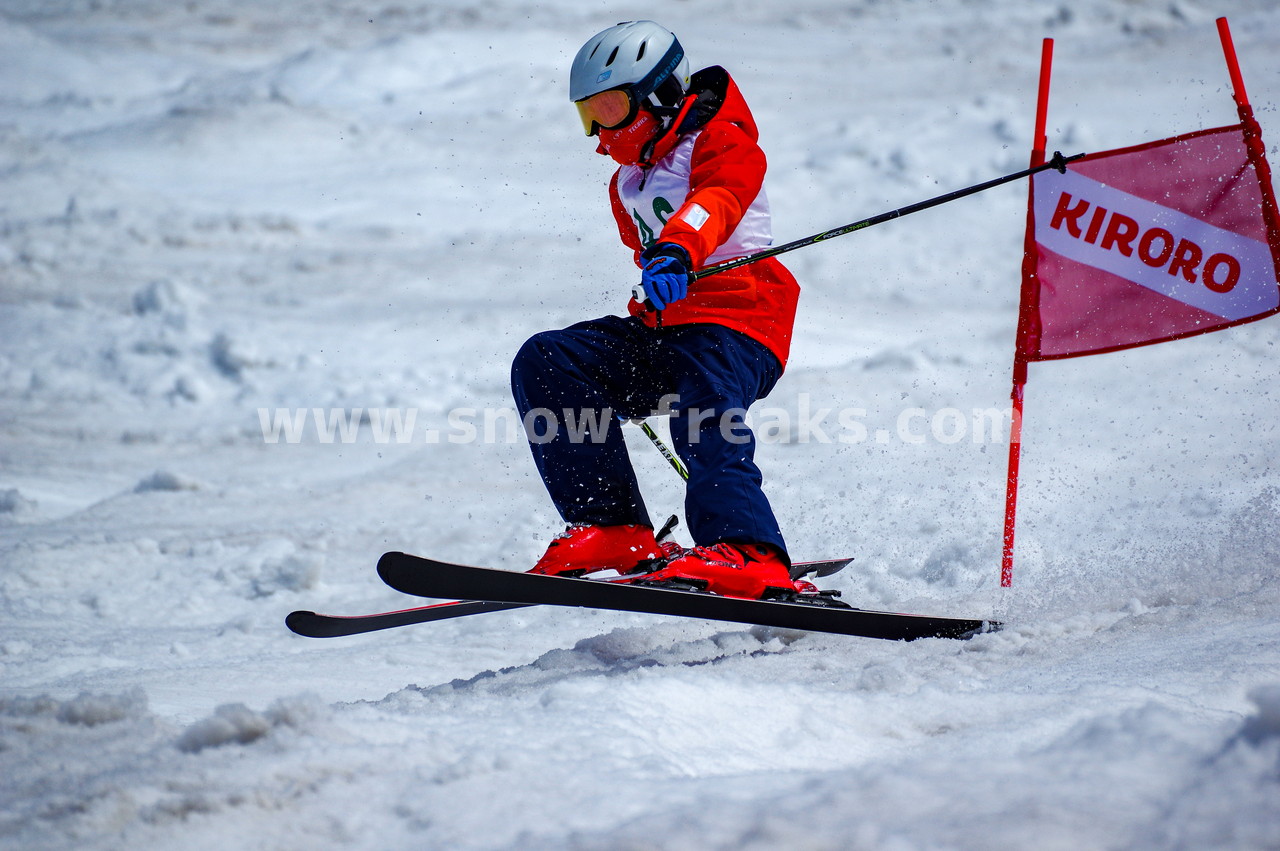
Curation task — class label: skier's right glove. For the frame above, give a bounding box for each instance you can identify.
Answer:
[637,242,693,310]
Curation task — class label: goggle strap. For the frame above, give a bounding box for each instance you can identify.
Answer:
[630,40,685,105]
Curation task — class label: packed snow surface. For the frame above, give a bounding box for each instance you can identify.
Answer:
[3,1,1280,848]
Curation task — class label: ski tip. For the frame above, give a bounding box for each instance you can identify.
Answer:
[907,617,1001,642]
[789,556,854,581]
[375,551,406,582]
[812,557,854,578]
[284,611,318,636]
[963,619,1002,639]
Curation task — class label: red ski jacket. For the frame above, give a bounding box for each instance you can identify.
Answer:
[609,67,800,367]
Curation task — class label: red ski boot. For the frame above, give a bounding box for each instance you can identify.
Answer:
[531,524,662,577]
[639,543,799,600]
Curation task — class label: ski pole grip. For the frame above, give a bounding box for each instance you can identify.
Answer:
[631,283,659,311]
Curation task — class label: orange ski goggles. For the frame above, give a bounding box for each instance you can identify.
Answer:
[575,88,638,136]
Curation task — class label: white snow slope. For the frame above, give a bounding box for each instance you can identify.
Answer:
[3,1,1280,849]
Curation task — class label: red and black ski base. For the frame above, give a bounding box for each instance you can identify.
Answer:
[373,552,998,642]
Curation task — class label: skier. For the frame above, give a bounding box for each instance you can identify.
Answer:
[511,20,806,601]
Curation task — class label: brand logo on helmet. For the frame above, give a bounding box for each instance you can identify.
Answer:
[596,70,612,83]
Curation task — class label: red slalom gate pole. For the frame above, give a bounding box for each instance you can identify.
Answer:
[1001,37,1054,588]
[1030,38,1054,162]
[1218,17,1280,260]
[1216,17,1249,109]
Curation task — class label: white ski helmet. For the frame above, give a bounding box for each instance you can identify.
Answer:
[569,20,691,136]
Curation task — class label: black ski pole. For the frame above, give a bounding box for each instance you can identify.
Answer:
[636,420,689,481]
[692,149,1084,281]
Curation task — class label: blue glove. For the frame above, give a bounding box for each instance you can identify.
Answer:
[638,243,693,310]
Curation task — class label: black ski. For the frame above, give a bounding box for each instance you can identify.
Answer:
[286,556,854,638]
[286,600,531,638]
[376,553,998,641]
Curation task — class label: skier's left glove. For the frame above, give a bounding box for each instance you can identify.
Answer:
[637,242,693,310]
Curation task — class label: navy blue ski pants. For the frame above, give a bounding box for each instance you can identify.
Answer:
[511,315,786,557]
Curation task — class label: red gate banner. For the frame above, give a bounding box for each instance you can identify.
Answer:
[1020,120,1280,361]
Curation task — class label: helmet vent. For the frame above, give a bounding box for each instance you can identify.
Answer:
[569,21,686,105]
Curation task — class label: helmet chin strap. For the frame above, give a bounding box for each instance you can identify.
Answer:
[637,89,700,167]
[648,103,682,123]
[631,86,685,163]
[644,112,677,159]
[639,137,657,165]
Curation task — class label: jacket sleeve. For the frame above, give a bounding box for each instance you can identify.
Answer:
[657,122,765,267]
[608,170,645,266]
